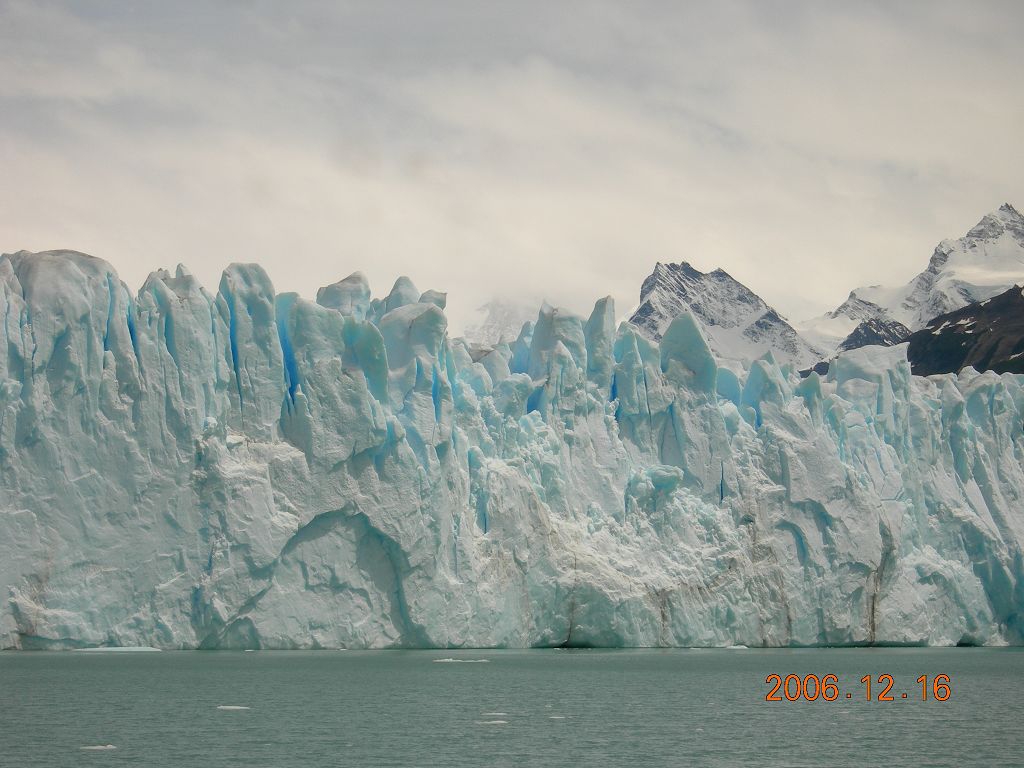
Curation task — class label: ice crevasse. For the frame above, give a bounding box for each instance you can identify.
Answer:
[1,250,1023,649]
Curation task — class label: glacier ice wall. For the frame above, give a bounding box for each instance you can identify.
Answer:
[2,250,1023,649]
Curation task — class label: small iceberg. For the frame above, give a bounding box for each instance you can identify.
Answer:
[216,705,251,711]
[432,658,489,663]
[80,745,117,751]
[549,716,566,720]
[726,645,749,650]
[481,712,507,716]
[75,646,161,653]
[474,720,507,725]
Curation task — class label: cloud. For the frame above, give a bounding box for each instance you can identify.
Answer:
[0,0,1021,333]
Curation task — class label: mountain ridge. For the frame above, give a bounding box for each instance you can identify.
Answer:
[800,203,1024,355]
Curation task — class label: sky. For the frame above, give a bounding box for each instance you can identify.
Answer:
[1,0,1022,334]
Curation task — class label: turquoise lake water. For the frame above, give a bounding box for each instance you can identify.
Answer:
[1,648,1021,767]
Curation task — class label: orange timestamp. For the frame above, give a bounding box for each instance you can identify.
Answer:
[765,674,951,702]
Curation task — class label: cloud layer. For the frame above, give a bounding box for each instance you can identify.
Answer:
[1,0,1021,332]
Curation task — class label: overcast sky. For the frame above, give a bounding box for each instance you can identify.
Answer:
[2,1,1021,332]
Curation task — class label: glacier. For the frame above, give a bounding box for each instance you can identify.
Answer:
[2,249,1024,649]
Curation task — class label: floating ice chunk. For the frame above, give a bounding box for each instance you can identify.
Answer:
[549,716,566,720]
[216,705,251,711]
[75,646,161,652]
[474,720,507,725]
[80,745,117,751]
[432,658,489,663]
[481,712,507,716]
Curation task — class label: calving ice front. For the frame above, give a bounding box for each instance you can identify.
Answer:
[1,249,1022,649]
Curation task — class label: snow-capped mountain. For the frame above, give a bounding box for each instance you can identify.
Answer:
[629,261,823,368]
[802,203,1024,354]
[907,284,1024,376]
[461,298,538,348]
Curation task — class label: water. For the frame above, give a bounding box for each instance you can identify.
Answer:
[1,648,1021,767]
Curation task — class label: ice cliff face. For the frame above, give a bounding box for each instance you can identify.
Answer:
[629,262,823,368]
[802,203,1024,354]
[2,249,1024,649]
